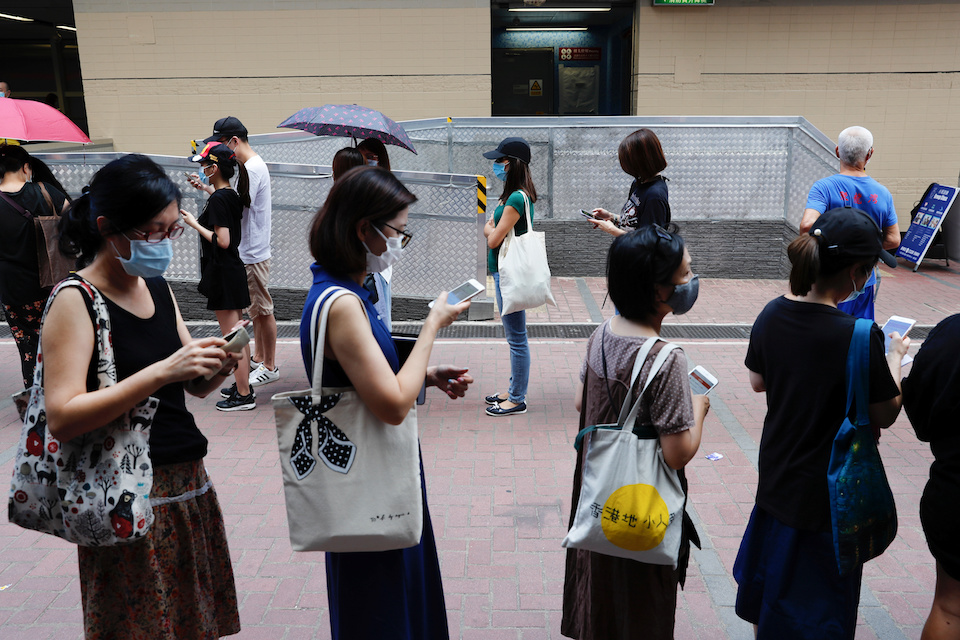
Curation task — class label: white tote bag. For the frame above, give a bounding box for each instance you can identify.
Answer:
[562,337,687,568]
[497,190,556,316]
[272,287,423,552]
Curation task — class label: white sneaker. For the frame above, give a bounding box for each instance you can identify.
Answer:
[249,363,280,388]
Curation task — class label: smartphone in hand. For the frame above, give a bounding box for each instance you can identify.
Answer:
[880,315,915,354]
[428,279,484,308]
[688,365,719,395]
[579,209,596,220]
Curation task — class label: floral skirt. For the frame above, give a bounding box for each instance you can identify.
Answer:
[78,460,240,639]
[3,297,47,389]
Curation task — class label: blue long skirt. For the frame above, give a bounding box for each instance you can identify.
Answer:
[734,506,862,640]
[325,454,449,640]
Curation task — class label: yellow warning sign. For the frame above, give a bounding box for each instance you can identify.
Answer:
[529,79,543,97]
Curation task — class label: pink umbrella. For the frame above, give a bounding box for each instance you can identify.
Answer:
[0,98,90,144]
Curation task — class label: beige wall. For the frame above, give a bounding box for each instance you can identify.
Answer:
[633,0,960,228]
[75,4,491,155]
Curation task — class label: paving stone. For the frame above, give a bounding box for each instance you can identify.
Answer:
[2,266,958,637]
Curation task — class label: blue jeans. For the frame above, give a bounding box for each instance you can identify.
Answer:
[493,272,529,404]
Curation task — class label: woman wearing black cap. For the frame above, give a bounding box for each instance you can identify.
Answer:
[182,142,255,411]
[588,128,670,236]
[734,208,908,638]
[482,137,536,416]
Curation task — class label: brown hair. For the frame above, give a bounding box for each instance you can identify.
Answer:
[332,147,364,181]
[309,166,416,276]
[787,233,876,295]
[617,128,667,181]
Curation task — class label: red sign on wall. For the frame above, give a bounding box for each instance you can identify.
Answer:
[559,47,602,62]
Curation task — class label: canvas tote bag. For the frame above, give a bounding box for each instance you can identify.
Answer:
[8,276,157,546]
[562,337,687,567]
[496,190,556,315]
[272,286,423,552]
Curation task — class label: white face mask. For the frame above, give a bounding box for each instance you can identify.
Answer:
[363,224,404,273]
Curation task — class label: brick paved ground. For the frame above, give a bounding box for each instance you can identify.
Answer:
[0,261,958,639]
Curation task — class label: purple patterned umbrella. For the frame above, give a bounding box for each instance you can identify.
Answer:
[277,104,417,154]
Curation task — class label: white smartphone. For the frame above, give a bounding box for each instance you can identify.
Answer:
[428,278,484,308]
[881,315,915,354]
[688,365,719,395]
[579,209,596,220]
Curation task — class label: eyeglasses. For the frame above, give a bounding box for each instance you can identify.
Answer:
[380,222,413,248]
[124,217,185,243]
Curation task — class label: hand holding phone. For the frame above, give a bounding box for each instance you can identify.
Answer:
[881,315,915,354]
[428,278,484,308]
[689,365,719,395]
[203,322,250,380]
[578,209,596,220]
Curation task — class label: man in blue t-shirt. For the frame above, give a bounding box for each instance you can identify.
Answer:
[800,126,901,320]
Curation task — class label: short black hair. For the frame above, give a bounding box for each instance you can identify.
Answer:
[607,224,685,321]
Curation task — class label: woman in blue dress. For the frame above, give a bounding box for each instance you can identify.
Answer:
[300,165,472,639]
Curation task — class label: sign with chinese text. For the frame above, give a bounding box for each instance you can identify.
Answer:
[529,79,543,97]
[897,183,957,270]
[559,47,602,62]
[654,0,714,4]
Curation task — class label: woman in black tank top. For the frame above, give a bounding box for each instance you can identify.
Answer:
[42,155,242,638]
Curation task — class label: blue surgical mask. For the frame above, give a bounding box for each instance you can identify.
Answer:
[666,275,700,315]
[493,161,508,181]
[366,159,378,167]
[112,237,173,278]
[197,165,210,185]
[842,275,868,303]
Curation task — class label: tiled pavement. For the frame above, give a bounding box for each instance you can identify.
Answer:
[0,260,958,639]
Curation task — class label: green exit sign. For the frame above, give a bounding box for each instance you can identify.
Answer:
[654,0,714,4]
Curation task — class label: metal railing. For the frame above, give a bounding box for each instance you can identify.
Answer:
[251,115,837,229]
[34,153,485,298]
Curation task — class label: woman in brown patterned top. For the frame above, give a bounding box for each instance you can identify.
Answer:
[562,224,710,640]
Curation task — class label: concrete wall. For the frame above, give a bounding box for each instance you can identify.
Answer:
[73,0,491,155]
[632,0,960,230]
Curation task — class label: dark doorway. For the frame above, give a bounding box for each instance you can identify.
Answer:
[490,1,635,117]
[0,1,87,135]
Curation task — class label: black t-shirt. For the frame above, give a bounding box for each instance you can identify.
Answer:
[0,182,67,305]
[903,314,960,490]
[198,188,244,272]
[620,176,670,229]
[103,277,207,466]
[745,296,899,531]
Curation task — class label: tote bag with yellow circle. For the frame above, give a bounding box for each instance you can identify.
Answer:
[562,337,686,567]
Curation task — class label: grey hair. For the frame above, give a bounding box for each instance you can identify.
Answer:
[837,126,873,166]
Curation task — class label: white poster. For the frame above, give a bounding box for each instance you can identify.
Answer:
[559,65,598,115]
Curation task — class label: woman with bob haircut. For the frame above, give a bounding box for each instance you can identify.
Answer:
[562,224,710,640]
[734,208,908,639]
[332,146,365,181]
[181,141,254,411]
[46,154,241,638]
[482,136,537,416]
[301,165,472,640]
[588,128,670,236]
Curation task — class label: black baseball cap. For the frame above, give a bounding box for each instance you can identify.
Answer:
[483,137,531,164]
[811,207,897,269]
[203,116,248,143]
